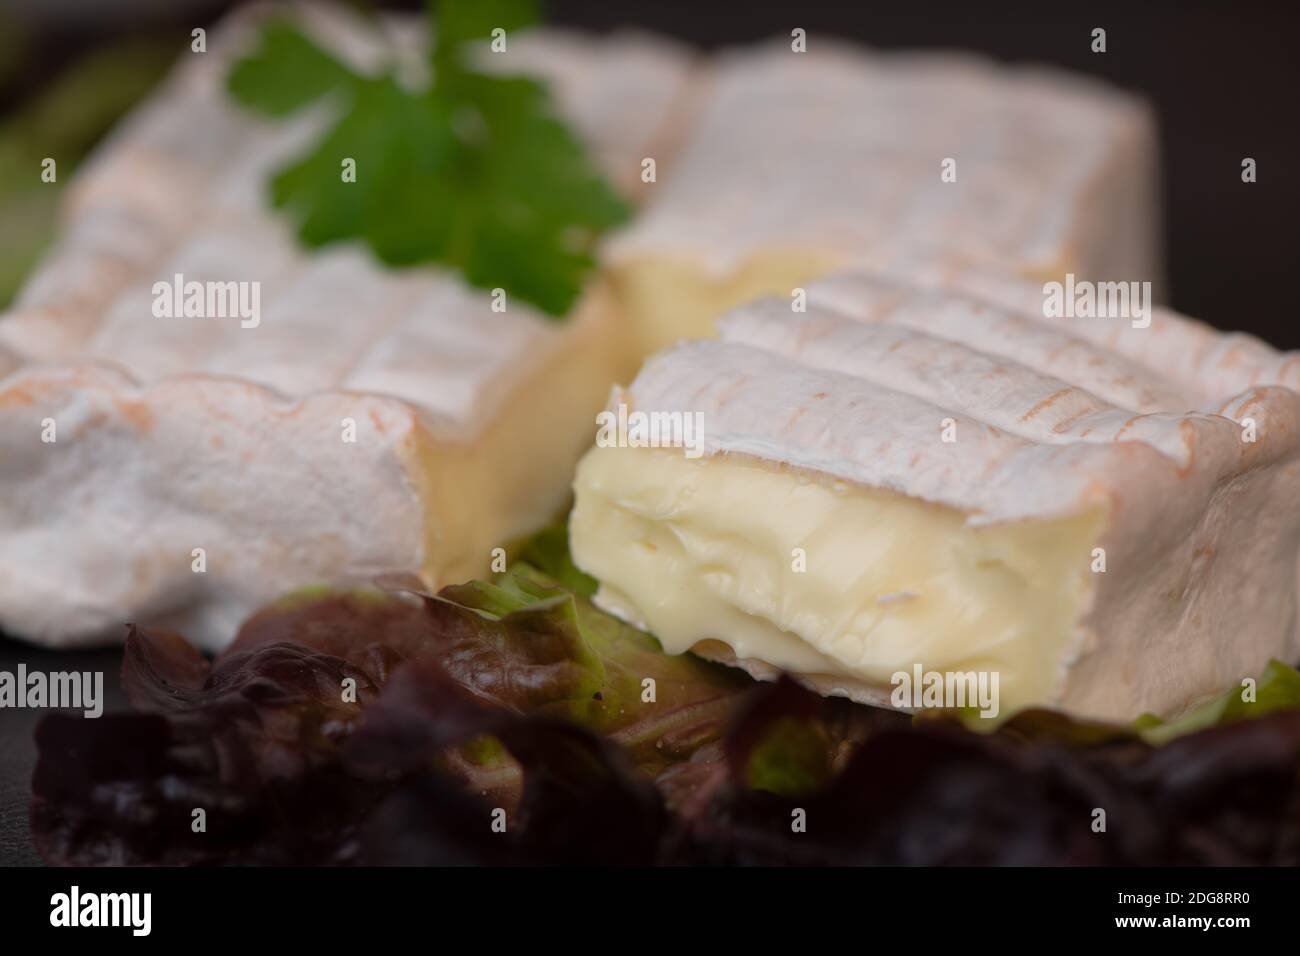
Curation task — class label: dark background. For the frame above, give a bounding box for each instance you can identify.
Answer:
[1,0,1297,865]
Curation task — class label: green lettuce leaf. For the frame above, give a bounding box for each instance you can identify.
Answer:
[1136,659,1300,745]
[230,561,751,791]
[443,565,753,771]
[511,521,598,598]
[950,660,1300,748]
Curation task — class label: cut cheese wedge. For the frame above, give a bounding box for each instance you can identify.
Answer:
[570,271,1300,722]
[0,5,691,650]
[607,41,1161,356]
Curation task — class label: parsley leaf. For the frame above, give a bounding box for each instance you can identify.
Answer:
[225,0,630,317]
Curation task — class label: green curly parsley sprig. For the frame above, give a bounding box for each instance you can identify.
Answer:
[227,0,630,318]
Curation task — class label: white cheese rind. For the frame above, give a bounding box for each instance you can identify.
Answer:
[570,272,1300,721]
[0,366,425,650]
[806,260,1300,408]
[608,40,1161,282]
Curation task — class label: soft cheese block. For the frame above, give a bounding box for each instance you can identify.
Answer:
[0,5,691,650]
[569,272,1300,722]
[607,41,1161,356]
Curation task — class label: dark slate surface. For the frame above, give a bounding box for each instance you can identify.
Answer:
[0,636,128,865]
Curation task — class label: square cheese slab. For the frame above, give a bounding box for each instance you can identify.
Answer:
[607,41,1161,356]
[0,6,691,650]
[570,269,1300,722]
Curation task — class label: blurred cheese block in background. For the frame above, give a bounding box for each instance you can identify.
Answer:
[607,42,1161,356]
[0,4,691,649]
[569,270,1300,722]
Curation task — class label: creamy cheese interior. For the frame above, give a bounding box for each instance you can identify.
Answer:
[611,250,841,358]
[570,445,1106,716]
[407,296,629,588]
